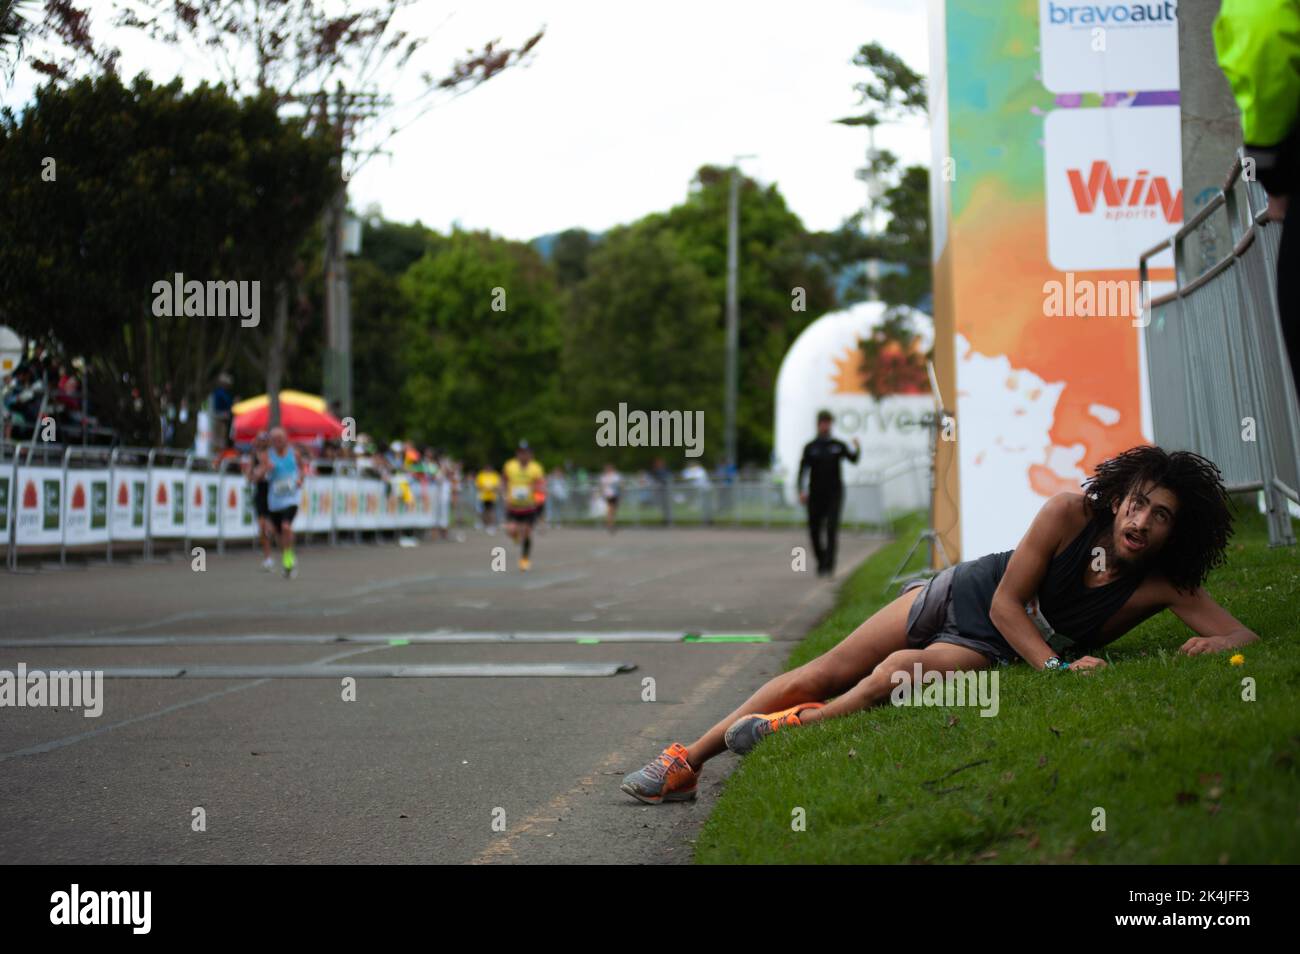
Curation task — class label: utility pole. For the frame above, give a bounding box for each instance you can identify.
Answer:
[854,118,884,296]
[724,155,755,473]
[316,85,389,422]
[323,165,352,419]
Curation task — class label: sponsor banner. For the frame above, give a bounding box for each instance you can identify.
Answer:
[290,482,309,533]
[358,478,384,531]
[1044,106,1181,271]
[930,0,1175,560]
[186,473,221,537]
[64,469,111,546]
[391,475,412,528]
[149,468,189,538]
[379,479,399,530]
[111,471,148,541]
[220,475,257,539]
[415,481,434,526]
[333,476,358,531]
[393,475,432,529]
[14,467,63,546]
[304,476,333,533]
[1039,0,1179,94]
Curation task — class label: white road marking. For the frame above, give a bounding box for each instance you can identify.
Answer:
[0,630,685,647]
[0,644,387,761]
[14,661,637,678]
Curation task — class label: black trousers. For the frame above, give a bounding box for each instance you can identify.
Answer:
[806,490,843,573]
[1278,197,1299,403]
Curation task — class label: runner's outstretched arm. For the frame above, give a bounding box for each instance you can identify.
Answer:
[1167,585,1259,655]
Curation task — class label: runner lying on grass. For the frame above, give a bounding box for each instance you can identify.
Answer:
[621,445,1260,804]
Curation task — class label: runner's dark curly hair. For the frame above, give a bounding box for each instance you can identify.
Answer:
[1081,446,1233,593]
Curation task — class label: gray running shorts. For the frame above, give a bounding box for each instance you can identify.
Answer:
[901,566,1019,666]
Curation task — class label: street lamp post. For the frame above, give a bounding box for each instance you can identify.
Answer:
[724,154,756,473]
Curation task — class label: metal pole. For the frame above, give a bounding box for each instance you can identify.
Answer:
[59,445,71,567]
[725,165,740,474]
[144,448,156,562]
[353,461,361,546]
[330,459,339,547]
[7,445,20,572]
[216,458,227,557]
[183,450,194,558]
[106,446,118,565]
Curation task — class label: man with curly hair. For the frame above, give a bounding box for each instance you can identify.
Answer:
[622,445,1261,804]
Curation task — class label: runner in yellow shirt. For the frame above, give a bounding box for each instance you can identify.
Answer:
[502,440,545,571]
[475,464,502,534]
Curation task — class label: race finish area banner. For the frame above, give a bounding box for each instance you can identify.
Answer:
[63,469,110,546]
[112,471,148,541]
[928,0,1179,560]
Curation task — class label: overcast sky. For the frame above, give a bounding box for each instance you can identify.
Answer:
[8,0,932,240]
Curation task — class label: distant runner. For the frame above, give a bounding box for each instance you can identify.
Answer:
[476,463,501,534]
[265,427,306,579]
[249,431,275,571]
[600,463,622,533]
[503,440,545,571]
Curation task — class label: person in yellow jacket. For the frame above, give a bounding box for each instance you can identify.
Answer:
[502,440,545,571]
[1215,0,1300,397]
[475,463,502,534]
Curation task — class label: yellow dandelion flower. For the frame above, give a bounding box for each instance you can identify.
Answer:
[1229,654,1245,666]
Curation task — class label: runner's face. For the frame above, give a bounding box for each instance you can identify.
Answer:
[1110,482,1177,562]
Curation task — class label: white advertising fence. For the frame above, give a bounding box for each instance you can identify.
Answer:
[3,445,439,569]
[4,443,923,571]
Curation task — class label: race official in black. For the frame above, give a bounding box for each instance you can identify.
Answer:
[798,410,860,578]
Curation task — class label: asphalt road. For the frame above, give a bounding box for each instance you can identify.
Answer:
[0,525,882,864]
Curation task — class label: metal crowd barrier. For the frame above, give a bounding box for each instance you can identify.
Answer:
[534,461,928,533]
[1139,150,1300,547]
[1,445,447,571]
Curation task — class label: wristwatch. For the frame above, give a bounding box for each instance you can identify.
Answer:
[1043,656,1070,671]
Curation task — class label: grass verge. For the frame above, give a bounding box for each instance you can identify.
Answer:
[695,508,1300,863]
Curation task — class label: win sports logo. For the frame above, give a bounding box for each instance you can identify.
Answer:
[1066,161,1182,223]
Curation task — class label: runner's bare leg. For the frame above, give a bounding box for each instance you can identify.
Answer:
[682,587,922,768]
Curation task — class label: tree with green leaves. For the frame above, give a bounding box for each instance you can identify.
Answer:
[833,41,932,312]
[836,41,928,129]
[550,228,597,289]
[0,73,336,444]
[652,165,837,465]
[399,230,563,465]
[105,1,544,423]
[822,41,936,399]
[562,220,723,470]
[336,216,441,443]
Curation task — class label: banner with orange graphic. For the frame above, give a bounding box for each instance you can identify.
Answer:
[929,0,1180,561]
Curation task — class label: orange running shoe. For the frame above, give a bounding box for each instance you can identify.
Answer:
[620,742,698,804]
[724,702,825,756]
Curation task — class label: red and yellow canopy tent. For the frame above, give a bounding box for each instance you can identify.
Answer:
[232,390,344,444]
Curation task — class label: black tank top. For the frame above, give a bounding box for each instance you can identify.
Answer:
[950,511,1145,650]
